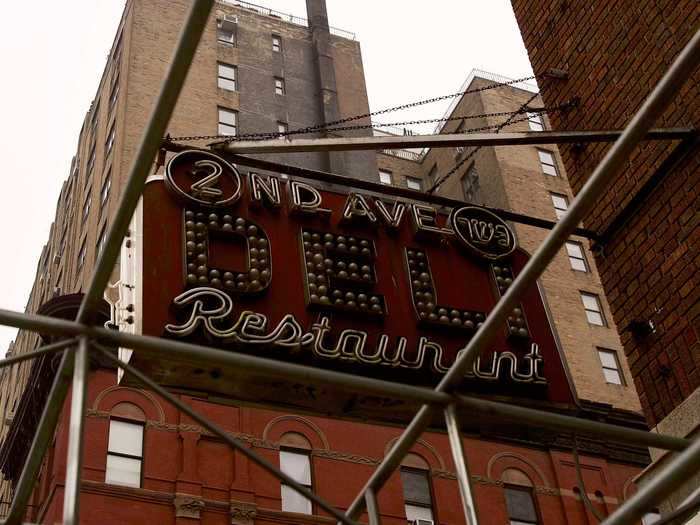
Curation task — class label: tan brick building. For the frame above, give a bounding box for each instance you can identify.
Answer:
[376,71,641,413]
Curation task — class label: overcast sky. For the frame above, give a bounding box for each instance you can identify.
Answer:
[0,0,533,352]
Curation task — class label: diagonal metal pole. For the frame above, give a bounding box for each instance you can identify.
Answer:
[3,3,215,523]
[0,338,77,369]
[77,0,214,325]
[343,26,700,523]
[364,488,381,525]
[62,336,90,525]
[0,306,691,453]
[95,346,361,525]
[602,436,700,525]
[445,404,478,525]
[4,350,75,525]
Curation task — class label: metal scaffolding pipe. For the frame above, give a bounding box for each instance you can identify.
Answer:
[343,25,700,524]
[214,128,694,155]
[97,347,360,525]
[0,307,689,453]
[365,488,381,525]
[0,338,76,369]
[63,337,90,525]
[4,351,75,525]
[445,405,479,525]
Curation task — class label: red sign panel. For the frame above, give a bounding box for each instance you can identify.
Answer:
[130,151,575,420]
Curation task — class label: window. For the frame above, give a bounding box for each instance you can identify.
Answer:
[217,22,235,46]
[550,192,569,220]
[581,292,605,326]
[527,112,544,131]
[96,223,108,260]
[100,171,112,209]
[82,189,92,223]
[105,122,116,159]
[565,241,588,272]
[77,238,87,271]
[91,102,100,131]
[537,149,557,176]
[217,63,237,91]
[378,169,393,185]
[427,164,437,186]
[401,468,434,522]
[280,450,312,514]
[108,70,120,114]
[276,121,289,140]
[406,177,422,191]
[272,34,282,52]
[598,349,624,385]
[86,143,96,177]
[461,164,481,204]
[105,419,143,488]
[218,108,237,136]
[504,485,539,525]
[274,77,285,95]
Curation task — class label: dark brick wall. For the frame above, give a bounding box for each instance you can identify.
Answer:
[510,0,699,426]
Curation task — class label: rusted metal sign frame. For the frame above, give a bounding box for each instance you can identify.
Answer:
[0,5,695,524]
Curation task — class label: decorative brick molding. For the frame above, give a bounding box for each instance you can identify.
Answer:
[230,500,257,525]
[174,494,205,519]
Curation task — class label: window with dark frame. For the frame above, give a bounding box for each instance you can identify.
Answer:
[527,112,544,131]
[217,63,237,91]
[279,449,312,514]
[537,149,558,176]
[406,176,422,191]
[461,164,481,204]
[105,419,144,488]
[272,34,282,52]
[96,222,108,260]
[108,70,120,115]
[100,170,112,210]
[504,485,539,525]
[597,348,625,385]
[217,21,235,46]
[378,169,393,185]
[77,238,87,271]
[427,164,437,186]
[274,77,286,95]
[86,143,97,178]
[550,192,569,220]
[400,467,435,522]
[218,108,238,136]
[82,189,92,223]
[105,122,116,159]
[277,121,288,140]
[565,241,588,272]
[581,291,606,326]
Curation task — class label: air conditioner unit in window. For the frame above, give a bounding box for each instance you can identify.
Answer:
[219,14,238,30]
[413,519,434,525]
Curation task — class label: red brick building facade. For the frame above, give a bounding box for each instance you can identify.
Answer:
[509,0,699,513]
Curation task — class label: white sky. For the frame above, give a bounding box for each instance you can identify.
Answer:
[0,0,533,352]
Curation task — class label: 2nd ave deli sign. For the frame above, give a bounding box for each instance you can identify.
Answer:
[128,150,575,419]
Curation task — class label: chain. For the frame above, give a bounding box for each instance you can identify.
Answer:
[427,91,543,194]
[166,74,541,144]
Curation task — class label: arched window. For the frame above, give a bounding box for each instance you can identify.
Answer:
[279,432,313,515]
[105,402,145,488]
[502,468,539,525]
[401,453,435,523]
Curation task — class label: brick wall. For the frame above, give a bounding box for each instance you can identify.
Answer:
[510,0,699,426]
